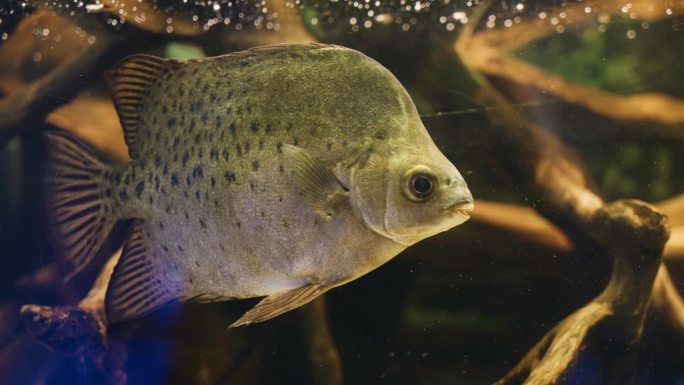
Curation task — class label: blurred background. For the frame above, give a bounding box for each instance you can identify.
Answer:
[0,0,683,384]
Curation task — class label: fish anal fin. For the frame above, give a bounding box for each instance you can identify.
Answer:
[44,131,115,281]
[105,54,181,158]
[230,284,324,327]
[105,221,181,322]
[282,144,349,219]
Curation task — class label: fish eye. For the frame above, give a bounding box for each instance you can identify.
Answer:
[403,167,437,202]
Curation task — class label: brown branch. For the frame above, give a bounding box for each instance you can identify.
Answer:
[459,0,684,142]
[0,18,119,147]
[300,296,343,385]
[456,2,671,384]
[20,248,125,385]
[650,265,684,336]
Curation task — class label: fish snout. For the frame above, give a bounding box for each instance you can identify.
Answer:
[446,186,474,214]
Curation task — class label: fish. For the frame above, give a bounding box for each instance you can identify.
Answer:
[43,43,474,327]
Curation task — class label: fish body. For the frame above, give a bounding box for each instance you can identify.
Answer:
[44,44,473,325]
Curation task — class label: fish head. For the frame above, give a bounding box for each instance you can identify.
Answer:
[346,121,473,247]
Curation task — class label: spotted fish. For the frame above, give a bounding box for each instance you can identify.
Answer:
[44,43,473,326]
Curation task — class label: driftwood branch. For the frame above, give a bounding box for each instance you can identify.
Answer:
[0,18,119,147]
[460,0,684,143]
[456,2,673,383]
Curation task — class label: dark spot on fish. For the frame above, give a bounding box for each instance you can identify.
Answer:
[155,176,160,192]
[189,118,196,131]
[186,175,192,187]
[286,122,293,131]
[251,122,258,133]
[199,219,206,228]
[163,164,169,176]
[252,160,259,171]
[124,174,130,184]
[167,118,176,128]
[226,106,232,115]
[224,171,236,182]
[159,221,164,230]
[182,152,189,166]
[155,131,161,142]
[179,245,184,252]
[214,199,219,208]
[327,142,332,151]
[218,244,225,252]
[258,139,264,150]
[171,173,179,186]
[278,196,282,202]
[105,188,111,197]
[276,142,283,153]
[375,130,388,140]
[162,245,169,252]
[184,190,189,198]
[173,154,179,162]
[244,141,251,154]
[265,123,272,133]
[196,190,201,201]
[152,116,158,125]
[236,144,242,157]
[222,149,229,161]
[198,148,204,159]
[119,190,128,201]
[236,221,241,228]
[165,206,171,213]
[210,92,217,102]
[294,137,299,146]
[279,164,284,173]
[210,148,218,160]
[184,211,189,220]
[201,113,208,124]
[135,182,144,197]
[154,156,161,167]
[113,173,121,184]
[205,192,209,200]
[149,196,154,204]
[230,122,237,135]
[161,187,167,195]
[250,181,255,191]
[162,105,168,114]
[173,137,180,148]
[215,116,221,129]
[211,177,216,188]
[260,211,265,217]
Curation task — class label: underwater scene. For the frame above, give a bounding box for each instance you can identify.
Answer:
[0,0,683,384]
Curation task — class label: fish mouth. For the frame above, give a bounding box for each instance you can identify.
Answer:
[448,199,474,216]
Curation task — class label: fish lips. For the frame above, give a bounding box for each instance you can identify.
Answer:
[448,198,474,219]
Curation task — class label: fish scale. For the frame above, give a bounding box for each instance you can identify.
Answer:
[43,43,473,326]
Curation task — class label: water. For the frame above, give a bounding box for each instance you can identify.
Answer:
[1,1,683,384]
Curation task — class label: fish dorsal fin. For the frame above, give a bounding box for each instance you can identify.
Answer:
[43,131,116,281]
[105,220,182,322]
[106,54,181,159]
[230,284,324,327]
[282,144,349,220]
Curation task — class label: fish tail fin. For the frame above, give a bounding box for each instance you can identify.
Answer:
[44,131,117,281]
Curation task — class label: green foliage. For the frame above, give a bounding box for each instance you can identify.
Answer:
[518,17,684,97]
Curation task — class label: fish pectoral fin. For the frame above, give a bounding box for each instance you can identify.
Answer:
[230,284,324,327]
[282,144,349,219]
